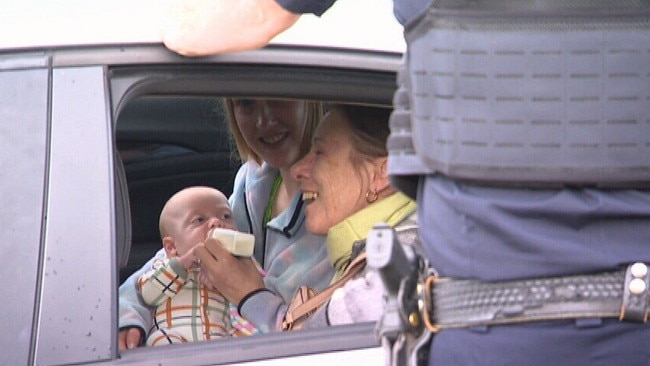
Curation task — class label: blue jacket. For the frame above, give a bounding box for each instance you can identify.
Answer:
[227,160,334,332]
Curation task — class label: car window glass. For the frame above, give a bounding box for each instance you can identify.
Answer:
[116,96,238,282]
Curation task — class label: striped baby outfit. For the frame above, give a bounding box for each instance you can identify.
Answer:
[139,257,251,345]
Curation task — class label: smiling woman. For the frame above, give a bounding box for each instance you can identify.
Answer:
[292,105,396,237]
[194,103,419,331]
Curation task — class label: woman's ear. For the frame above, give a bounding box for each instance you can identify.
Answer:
[372,157,391,192]
[162,237,177,257]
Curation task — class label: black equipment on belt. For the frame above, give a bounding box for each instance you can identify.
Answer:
[367,223,649,366]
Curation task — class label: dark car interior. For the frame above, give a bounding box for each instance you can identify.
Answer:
[116,96,240,282]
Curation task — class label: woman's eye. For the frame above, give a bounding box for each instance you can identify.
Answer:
[233,99,256,110]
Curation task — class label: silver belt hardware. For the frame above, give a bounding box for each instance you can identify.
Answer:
[367,223,432,366]
[621,262,649,322]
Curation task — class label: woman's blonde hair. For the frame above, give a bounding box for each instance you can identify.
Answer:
[223,98,323,165]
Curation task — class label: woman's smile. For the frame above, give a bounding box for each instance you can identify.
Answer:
[260,130,288,145]
[301,191,319,202]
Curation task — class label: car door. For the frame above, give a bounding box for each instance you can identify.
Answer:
[1,44,400,366]
[1,54,50,366]
[35,64,117,365]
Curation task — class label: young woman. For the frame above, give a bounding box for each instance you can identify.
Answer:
[118,98,332,349]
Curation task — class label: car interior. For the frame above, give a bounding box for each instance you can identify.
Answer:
[116,96,239,283]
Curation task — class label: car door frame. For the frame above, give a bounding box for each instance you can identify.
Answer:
[18,43,401,366]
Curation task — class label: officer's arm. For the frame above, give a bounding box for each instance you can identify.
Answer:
[160,0,300,56]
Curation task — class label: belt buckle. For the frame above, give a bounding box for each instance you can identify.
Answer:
[421,274,440,333]
[620,262,649,323]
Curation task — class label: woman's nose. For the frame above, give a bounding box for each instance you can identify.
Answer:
[290,152,315,181]
[256,103,278,129]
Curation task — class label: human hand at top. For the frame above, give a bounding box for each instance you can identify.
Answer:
[194,237,265,305]
[160,0,300,56]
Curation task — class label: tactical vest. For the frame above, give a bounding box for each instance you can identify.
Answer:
[388,0,650,194]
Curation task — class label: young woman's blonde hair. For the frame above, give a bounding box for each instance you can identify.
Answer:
[223,99,323,165]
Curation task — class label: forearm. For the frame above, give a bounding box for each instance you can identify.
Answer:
[119,271,154,333]
[160,0,300,56]
[239,289,287,333]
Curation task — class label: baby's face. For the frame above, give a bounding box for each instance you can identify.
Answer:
[164,187,236,257]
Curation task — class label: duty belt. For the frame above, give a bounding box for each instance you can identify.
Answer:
[422,262,650,332]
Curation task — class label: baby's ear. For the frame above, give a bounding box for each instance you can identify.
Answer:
[162,237,177,257]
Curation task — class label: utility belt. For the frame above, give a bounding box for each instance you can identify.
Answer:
[367,224,649,366]
[422,263,649,332]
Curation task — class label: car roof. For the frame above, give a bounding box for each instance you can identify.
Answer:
[0,0,405,53]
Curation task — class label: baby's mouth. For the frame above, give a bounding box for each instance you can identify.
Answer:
[302,192,319,202]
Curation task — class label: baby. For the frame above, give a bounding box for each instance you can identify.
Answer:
[138,186,258,346]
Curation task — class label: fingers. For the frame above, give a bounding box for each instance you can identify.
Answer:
[197,268,216,290]
[194,241,266,304]
[127,327,143,349]
[202,237,231,259]
[194,242,227,289]
[118,327,143,350]
[194,242,221,272]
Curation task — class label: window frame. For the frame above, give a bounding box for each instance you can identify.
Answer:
[111,57,397,364]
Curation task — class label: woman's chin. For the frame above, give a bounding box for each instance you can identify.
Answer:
[305,220,328,236]
[258,142,299,168]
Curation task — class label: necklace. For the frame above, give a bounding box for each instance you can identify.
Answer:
[263,175,283,226]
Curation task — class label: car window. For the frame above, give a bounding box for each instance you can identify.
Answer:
[115,97,389,362]
[108,57,397,365]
